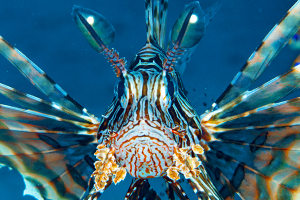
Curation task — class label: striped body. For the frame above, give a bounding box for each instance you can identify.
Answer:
[98,49,202,178]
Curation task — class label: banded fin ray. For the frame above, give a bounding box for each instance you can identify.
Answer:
[214,1,300,109]
[203,108,300,199]
[209,97,300,130]
[201,86,300,199]
[0,37,98,121]
[0,104,98,134]
[203,135,300,200]
[201,66,300,199]
[205,65,300,121]
[200,2,300,199]
[0,83,94,123]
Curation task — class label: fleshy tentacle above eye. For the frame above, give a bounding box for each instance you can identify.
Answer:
[72,5,127,78]
[163,1,205,73]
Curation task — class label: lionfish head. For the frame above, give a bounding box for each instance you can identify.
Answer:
[72,0,207,191]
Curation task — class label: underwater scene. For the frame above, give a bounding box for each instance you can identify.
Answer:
[0,0,299,199]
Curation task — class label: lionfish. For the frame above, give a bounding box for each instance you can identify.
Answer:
[0,0,300,199]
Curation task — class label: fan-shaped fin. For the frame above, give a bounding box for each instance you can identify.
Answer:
[201,92,300,199]
[0,37,97,121]
[214,1,300,109]
[0,86,99,199]
[0,126,98,200]
[203,135,300,200]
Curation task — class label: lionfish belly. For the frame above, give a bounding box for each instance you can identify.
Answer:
[1,0,300,200]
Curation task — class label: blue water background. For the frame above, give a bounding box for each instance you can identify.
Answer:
[0,0,298,199]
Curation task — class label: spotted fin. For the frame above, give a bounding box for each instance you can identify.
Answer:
[214,1,300,109]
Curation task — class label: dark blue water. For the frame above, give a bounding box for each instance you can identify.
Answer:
[0,0,298,199]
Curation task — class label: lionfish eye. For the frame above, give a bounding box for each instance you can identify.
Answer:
[114,78,125,99]
[167,76,175,100]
